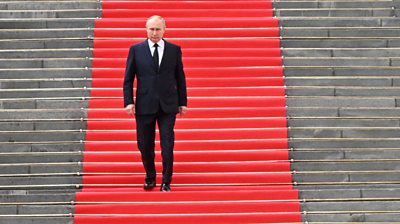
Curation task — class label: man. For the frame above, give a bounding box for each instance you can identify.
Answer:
[123,15,187,192]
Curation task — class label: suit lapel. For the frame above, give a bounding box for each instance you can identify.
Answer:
[141,40,157,72]
[159,40,169,72]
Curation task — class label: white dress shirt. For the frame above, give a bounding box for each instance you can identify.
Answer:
[148,39,164,66]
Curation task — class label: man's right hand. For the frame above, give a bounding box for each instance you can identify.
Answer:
[125,104,134,117]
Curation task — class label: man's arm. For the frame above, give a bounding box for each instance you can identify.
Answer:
[123,46,136,116]
[175,46,187,115]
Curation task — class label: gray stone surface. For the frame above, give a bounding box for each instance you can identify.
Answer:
[0,132,84,142]
[280,18,382,27]
[286,97,396,107]
[0,176,81,186]
[276,9,393,17]
[285,76,393,87]
[290,139,400,149]
[0,59,91,69]
[18,205,73,214]
[0,194,74,203]
[0,19,95,29]
[0,69,91,79]
[0,49,92,58]
[0,89,89,98]
[284,58,390,66]
[292,162,400,171]
[274,1,393,9]
[0,40,93,49]
[281,39,388,48]
[0,2,99,10]
[0,153,81,163]
[0,10,100,19]
[288,118,400,127]
[0,217,73,224]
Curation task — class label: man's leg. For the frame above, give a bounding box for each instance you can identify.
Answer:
[157,111,177,184]
[135,114,157,182]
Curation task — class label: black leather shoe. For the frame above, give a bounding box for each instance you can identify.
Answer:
[143,179,156,190]
[160,183,171,192]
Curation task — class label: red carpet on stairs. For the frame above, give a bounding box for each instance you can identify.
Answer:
[74,0,302,223]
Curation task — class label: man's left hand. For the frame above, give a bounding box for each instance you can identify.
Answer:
[179,106,187,116]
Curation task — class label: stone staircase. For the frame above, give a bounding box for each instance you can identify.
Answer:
[277,0,400,222]
[0,0,99,223]
[1,0,400,223]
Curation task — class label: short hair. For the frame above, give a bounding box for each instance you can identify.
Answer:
[146,15,166,28]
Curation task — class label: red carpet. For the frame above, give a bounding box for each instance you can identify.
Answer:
[74,0,302,223]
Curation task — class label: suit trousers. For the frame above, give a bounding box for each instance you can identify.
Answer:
[135,110,176,184]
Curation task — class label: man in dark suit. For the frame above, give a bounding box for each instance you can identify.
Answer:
[123,15,187,192]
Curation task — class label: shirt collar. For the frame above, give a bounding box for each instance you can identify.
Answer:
[148,39,164,49]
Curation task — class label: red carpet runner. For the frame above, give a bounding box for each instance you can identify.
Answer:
[74,0,302,223]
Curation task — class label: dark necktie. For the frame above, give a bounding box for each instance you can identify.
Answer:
[153,43,159,71]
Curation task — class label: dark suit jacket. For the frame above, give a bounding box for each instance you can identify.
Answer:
[123,39,187,115]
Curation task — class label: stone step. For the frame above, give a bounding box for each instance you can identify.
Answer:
[290,127,400,138]
[0,89,89,98]
[286,77,395,87]
[22,47,396,59]
[0,152,81,163]
[0,19,94,29]
[0,59,91,69]
[286,97,396,107]
[286,87,400,97]
[6,48,400,59]
[0,176,81,187]
[0,143,83,153]
[274,1,394,9]
[292,161,400,171]
[282,28,400,37]
[0,10,100,19]
[294,172,400,182]
[0,217,72,224]
[284,67,400,77]
[0,205,72,215]
[0,17,398,29]
[0,193,74,202]
[2,86,398,100]
[2,27,400,40]
[284,57,393,66]
[3,127,400,142]
[283,48,400,57]
[281,39,398,48]
[0,99,89,109]
[0,164,80,175]
[0,110,86,119]
[279,18,399,27]
[0,39,93,49]
[0,49,92,58]
[276,8,394,17]
[300,187,400,199]
[0,131,84,142]
[0,80,90,89]
[289,107,400,118]
[305,212,400,222]
[0,29,93,39]
[0,1,99,10]
[291,149,400,160]
[290,138,400,149]
[288,118,400,127]
[0,69,90,79]
[0,38,397,50]
[0,57,399,69]
[303,201,400,212]
[0,121,86,131]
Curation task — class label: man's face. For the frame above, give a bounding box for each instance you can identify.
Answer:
[146,18,165,43]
